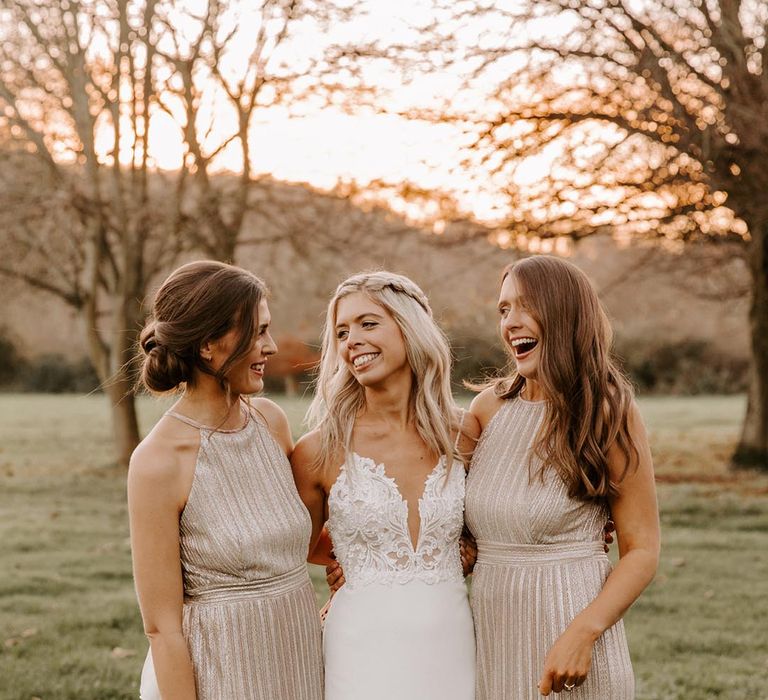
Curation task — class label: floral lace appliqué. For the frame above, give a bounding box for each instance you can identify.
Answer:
[327,453,465,589]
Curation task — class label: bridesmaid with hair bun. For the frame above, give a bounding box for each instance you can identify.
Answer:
[129,260,323,700]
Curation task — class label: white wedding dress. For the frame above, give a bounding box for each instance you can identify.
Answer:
[324,452,476,700]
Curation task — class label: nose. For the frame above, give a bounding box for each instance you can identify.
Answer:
[501,309,521,333]
[263,332,277,356]
[345,327,363,350]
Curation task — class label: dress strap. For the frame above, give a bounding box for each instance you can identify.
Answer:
[164,410,205,429]
[164,407,251,433]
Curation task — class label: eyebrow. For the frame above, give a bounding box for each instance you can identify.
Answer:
[335,312,385,329]
[497,293,524,311]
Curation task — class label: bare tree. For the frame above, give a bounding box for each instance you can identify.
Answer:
[348,0,768,470]
[152,0,350,262]
[0,0,189,467]
[0,0,351,466]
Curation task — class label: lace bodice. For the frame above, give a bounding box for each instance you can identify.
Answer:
[327,452,466,589]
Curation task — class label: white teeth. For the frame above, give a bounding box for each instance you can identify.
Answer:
[353,353,379,368]
[511,337,537,347]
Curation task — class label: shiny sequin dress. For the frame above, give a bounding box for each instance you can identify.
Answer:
[323,452,476,700]
[139,409,323,700]
[465,397,634,699]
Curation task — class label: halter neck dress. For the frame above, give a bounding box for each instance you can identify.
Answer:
[465,397,634,699]
[139,407,323,700]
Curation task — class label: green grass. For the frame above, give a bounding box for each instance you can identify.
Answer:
[0,393,766,699]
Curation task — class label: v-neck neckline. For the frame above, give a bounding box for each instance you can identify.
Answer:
[350,452,445,552]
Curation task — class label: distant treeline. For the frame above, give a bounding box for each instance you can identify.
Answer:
[0,329,747,396]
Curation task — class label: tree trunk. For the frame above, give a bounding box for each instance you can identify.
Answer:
[106,379,141,469]
[733,222,768,471]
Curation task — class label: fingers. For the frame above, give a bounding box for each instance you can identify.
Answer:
[539,670,586,695]
[603,518,615,551]
[325,561,346,592]
[563,676,581,692]
[537,671,553,696]
[459,536,478,576]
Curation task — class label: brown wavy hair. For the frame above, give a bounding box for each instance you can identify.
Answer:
[494,255,638,501]
[137,261,267,395]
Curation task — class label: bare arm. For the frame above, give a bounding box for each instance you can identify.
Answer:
[457,407,482,467]
[539,402,660,695]
[457,408,482,575]
[128,442,197,699]
[290,431,330,562]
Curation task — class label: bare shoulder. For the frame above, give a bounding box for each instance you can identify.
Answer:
[290,429,329,487]
[129,438,176,484]
[291,429,323,468]
[456,406,481,442]
[250,397,292,455]
[626,399,647,433]
[607,399,652,483]
[469,386,505,430]
[128,419,199,507]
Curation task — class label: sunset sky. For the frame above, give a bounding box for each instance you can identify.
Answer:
[88,0,565,224]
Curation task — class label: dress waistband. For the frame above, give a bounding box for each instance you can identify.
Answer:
[476,540,607,566]
[184,564,309,605]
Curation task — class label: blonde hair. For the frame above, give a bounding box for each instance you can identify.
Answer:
[492,255,638,500]
[306,271,460,470]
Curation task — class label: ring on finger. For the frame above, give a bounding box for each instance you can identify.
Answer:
[564,681,576,691]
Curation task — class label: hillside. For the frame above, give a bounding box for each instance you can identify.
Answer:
[0,178,749,384]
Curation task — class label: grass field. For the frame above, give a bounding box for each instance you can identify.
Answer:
[1,393,766,699]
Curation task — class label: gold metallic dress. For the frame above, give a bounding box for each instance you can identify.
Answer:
[465,397,634,699]
[139,409,323,700]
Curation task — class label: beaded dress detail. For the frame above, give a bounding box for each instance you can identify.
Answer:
[465,397,634,699]
[139,408,323,700]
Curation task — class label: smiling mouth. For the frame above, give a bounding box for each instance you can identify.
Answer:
[352,352,380,369]
[511,337,538,358]
[250,362,265,374]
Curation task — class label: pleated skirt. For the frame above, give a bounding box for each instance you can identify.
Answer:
[470,544,634,700]
[141,570,323,700]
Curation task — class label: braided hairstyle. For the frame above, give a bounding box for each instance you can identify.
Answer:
[138,261,267,394]
[306,270,460,470]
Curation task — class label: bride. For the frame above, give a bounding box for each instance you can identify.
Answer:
[291,271,478,700]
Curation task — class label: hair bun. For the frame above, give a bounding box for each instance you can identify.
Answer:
[139,323,191,392]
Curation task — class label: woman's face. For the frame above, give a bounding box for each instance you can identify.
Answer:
[498,274,542,383]
[206,298,277,395]
[334,292,410,389]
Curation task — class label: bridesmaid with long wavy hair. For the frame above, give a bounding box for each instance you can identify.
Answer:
[466,255,659,698]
